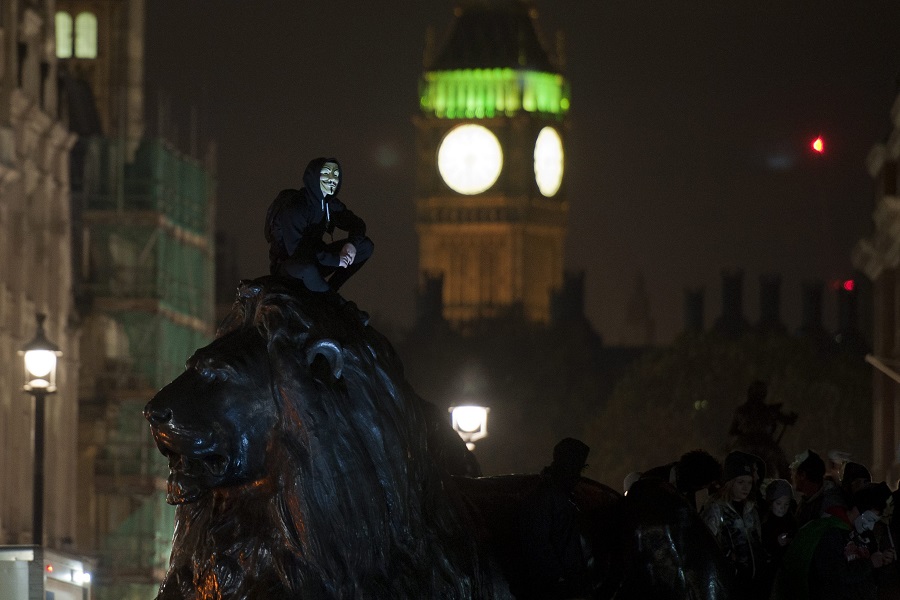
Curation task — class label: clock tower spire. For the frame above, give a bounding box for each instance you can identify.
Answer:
[415,0,570,325]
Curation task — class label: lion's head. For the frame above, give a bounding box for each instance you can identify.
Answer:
[144,277,500,599]
[145,326,276,504]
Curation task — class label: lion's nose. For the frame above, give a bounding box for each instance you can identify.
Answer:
[144,403,173,426]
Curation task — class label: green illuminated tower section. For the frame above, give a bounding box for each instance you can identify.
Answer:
[415,0,570,325]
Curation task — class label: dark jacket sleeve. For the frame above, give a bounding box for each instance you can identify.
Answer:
[329,198,367,246]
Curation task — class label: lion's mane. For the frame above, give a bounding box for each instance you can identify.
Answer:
[157,277,500,599]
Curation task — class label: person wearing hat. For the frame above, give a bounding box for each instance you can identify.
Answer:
[840,461,872,503]
[700,451,765,598]
[515,438,591,600]
[772,482,895,600]
[760,479,798,597]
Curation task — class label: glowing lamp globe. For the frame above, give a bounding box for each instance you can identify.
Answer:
[20,314,61,393]
[25,351,56,381]
[449,405,489,450]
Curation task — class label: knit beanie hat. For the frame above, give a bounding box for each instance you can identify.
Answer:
[764,478,793,502]
[723,451,756,482]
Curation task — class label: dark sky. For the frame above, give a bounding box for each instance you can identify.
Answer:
[145,1,900,343]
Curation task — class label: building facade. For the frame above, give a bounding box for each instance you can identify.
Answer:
[852,91,900,486]
[54,1,216,598]
[0,0,79,553]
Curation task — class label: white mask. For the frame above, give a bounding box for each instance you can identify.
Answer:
[854,509,879,533]
[319,162,339,197]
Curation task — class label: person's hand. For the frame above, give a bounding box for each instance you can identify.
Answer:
[882,548,896,566]
[871,551,888,568]
[339,243,356,268]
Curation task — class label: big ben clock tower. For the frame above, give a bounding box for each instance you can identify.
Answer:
[415,0,570,325]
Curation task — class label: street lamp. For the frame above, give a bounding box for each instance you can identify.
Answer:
[449,405,489,451]
[19,313,61,547]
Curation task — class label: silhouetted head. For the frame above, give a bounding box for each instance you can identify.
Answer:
[549,437,590,478]
[850,482,890,513]
[791,449,825,496]
[677,449,722,492]
[841,461,872,496]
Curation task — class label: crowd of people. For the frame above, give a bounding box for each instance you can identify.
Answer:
[499,379,900,600]
[630,447,899,600]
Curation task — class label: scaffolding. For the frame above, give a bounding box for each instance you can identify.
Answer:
[74,135,215,599]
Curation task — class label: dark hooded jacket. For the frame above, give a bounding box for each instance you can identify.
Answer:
[265,157,367,272]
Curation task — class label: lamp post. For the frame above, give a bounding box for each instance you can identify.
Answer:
[449,405,489,451]
[19,313,61,547]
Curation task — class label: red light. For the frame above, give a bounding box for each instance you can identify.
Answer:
[843,279,855,292]
[811,136,824,153]
[46,564,53,573]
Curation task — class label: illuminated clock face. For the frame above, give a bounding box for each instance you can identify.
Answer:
[534,126,564,197]
[437,124,503,195]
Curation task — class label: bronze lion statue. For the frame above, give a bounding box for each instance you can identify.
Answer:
[145,276,734,600]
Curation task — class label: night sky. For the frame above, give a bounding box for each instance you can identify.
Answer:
[145,1,900,343]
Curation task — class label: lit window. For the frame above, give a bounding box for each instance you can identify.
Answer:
[74,12,97,59]
[55,12,73,58]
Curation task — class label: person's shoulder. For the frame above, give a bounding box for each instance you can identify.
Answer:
[700,497,724,517]
[275,188,315,211]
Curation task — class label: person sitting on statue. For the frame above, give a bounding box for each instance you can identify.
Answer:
[515,438,592,600]
[265,157,374,303]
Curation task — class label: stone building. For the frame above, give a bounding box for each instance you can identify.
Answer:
[853,90,900,486]
[0,0,79,551]
[52,1,216,598]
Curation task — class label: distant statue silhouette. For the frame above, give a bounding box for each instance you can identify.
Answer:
[729,381,797,478]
